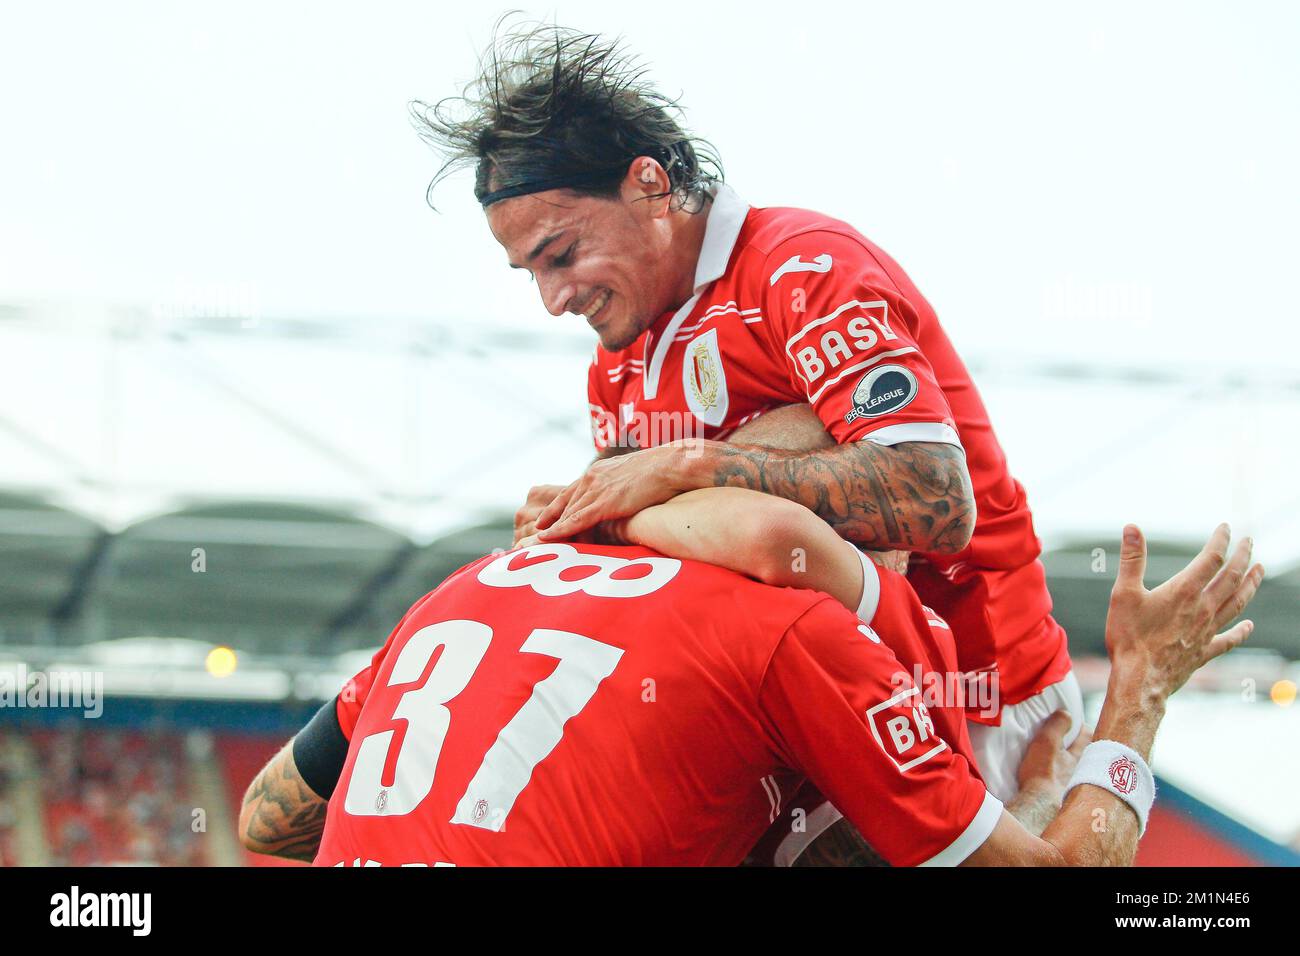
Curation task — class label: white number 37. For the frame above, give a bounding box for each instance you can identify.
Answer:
[343,546,676,830]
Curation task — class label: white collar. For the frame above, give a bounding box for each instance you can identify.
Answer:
[692,182,750,292]
[642,183,750,400]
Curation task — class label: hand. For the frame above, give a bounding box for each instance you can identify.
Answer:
[1016,710,1092,799]
[515,518,631,551]
[514,484,567,545]
[1105,523,1263,700]
[535,444,693,542]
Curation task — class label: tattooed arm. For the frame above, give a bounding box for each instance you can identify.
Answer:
[535,437,975,555]
[693,438,974,554]
[238,739,329,863]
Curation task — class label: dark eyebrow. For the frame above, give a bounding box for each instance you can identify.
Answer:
[508,232,564,270]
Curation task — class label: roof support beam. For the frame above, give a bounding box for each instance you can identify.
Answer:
[49,529,115,629]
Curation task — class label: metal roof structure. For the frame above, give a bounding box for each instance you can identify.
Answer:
[2,302,1297,663]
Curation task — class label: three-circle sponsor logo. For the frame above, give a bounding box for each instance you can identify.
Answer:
[845,365,918,423]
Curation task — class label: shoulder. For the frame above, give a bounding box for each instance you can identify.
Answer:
[677,554,832,619]
[759,594,912,711]
[779,593,881,651]
[740,205,876,260]
[733,206,889,289]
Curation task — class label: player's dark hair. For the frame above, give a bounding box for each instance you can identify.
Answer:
[411,17,723,212]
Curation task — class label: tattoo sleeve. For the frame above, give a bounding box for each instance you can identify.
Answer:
[240,741,329,863]
[699,439,976,553]
[791,818,889,867]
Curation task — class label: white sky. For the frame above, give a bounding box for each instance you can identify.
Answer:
[2,0,1298,370]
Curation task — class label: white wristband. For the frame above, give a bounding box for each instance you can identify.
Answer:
[851,544,881,623]
[1065,740,1157,835]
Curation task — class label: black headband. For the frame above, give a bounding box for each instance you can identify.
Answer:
[478,166,628,207]
[478,143,687,208]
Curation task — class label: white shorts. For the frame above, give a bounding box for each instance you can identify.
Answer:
[966,670,1085,804]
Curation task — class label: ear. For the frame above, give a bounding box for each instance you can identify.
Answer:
[620,156,673,218]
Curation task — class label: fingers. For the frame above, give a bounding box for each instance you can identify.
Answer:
[1212,563,1264,632]
[527,483,566,505]
[1203,535,1253,608]
[537,488,598,541]
[1068,724,1093,758]
[535,482,579,533]
[515,485,569,543]
[1202,619,1254,663]
[513,517,538,546]
[515,533,541,549]
[1114,524,1148,592]
[1179,523,1231,592]
[1031,709,1072,750]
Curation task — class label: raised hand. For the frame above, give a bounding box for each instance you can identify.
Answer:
[1104,523,1264,700]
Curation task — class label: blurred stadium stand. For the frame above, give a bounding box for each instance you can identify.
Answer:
[1,305,1297,865]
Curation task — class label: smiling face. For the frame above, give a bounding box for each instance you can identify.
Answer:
[485,163,693,352]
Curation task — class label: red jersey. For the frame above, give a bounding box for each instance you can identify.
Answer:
[317,542,999,867]
[750,562,976,865]
[587,184,1071,717]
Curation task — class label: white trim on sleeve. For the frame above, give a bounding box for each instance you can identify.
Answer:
[852,544,882,623]
[919,789,1005,867]
[860,422,964,449]
[772,801,845,867]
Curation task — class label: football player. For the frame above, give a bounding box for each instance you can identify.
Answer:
[239,517,1260,866]
[416,24,1079,801]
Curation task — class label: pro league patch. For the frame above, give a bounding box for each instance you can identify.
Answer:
[845,365,918,423]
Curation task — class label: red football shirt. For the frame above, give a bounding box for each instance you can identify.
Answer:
[317,542,998,867]
[749,563,978,865]
[587,184,1071,717]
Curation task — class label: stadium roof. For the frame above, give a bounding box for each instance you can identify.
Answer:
[2,303,1298,660]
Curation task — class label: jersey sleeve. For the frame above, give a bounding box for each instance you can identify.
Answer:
[757,596,1000,866]
[760,231,960,449]
[333,598,425,739]
[335,650,381,741]
[865,560,978,774]
[867,560,962,684]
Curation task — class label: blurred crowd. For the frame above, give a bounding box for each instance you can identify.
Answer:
[33,727,206,866]
[0,732,18,866]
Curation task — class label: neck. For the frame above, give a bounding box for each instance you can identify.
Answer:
[665,199,712,310]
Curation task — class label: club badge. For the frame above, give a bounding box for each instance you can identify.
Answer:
[683,328,729,427]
